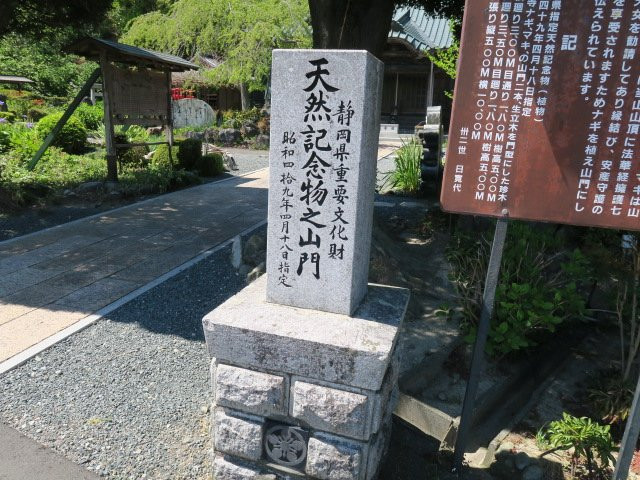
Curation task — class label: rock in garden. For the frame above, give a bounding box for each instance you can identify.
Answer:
[146,126,163,136]
[247,262,265,283]
[185,131,204,141]
[242,234,266,266]
[253,134,270,149]
[240,122,259,137]
[75,181,104,194]
[217,128,242,146]
[204,129,219,143]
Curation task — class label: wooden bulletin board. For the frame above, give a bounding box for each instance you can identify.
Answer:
[103,63,169,126]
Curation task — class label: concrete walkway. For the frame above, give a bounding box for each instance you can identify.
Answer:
[0,142,400,369]
[0,422,100,480]
[0,170,268,365]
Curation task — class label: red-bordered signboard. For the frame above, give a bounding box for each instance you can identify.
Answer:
[441,0,640,231]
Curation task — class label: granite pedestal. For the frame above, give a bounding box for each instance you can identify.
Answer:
[203,276,409,479]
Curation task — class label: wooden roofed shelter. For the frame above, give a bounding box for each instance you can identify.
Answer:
[29,37,197,181]
[0,75,35,91]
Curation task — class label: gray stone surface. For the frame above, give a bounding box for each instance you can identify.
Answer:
[203,275,409,391]
[213,362,287,416]
[213,454,265,480]
[305,434,363,480]
[213,408,264,461]
[172,98,215,129]
[266,49,384,315]
[291,380,371,440]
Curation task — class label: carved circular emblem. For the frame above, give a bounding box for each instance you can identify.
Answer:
[264,425,307,467]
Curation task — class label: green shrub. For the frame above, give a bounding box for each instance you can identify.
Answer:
[0,112,17,123]
[195,153,224,176]
[389,139,422,194]
[151,144,178,169]
[115,133,148,168]
[36,112,87,154]
[447,222,590,357]
[27,107,50,122]
[177,138,202,170]
[0,125,11,152]
[537,413,616,477]
[75,102,104,130]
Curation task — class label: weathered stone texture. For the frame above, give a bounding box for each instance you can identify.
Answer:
[305,434,363,480]
[213,408,264,461]
[291,381,370,440]
[213,454,266,480]
[266,49,384,315]
[214,363,287,416]
[203,275,410,391]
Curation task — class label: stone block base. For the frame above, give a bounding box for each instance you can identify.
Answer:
[203,276,409,479]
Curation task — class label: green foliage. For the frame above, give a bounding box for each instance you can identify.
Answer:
[589,372,634,426]
[75,103,104,131]
[0,0,112,37]
[0,125,11,152]
[0,33,97,97]
[0,112,17,123]
[389,139,422,194]
[195,153,224,176]
[448,223,590,357]
[426,20,460,98]
[36,113,87,154]
[176,138,202,170]
[221,107,263,128]
[6,122,41,160]
[123,0,311,91]
[537,413,616,477]
[27,107,50,122]
[151,144,178,169]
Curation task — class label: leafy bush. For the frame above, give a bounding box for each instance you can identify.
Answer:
[151,144,178,169]
[36,113,87,154]
[115,133,148,168]
[0,112,17,123]
[389,139,422,194]
[537,413,616,478]
[195,153,224,176]
[0,126,11,152]
[27,107,50,122]
[7,123,41,160]
[589,372,634,426]
[447,222,589,356]
[75,102,104,130]
[177,138,202,170]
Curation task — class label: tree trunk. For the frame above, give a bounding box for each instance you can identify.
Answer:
[239,83,250,111]
[309,0,396,58]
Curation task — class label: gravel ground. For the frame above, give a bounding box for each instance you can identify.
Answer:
[0,148,268,242]
[0,225,266,479]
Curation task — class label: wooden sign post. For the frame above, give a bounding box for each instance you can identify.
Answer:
[441,1,640,475]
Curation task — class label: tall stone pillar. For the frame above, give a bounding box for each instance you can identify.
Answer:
[203,49,409,480]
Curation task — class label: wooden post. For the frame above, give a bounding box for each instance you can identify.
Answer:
[28,68,101,170]
[100,52,118,182]
[165,70,174,169]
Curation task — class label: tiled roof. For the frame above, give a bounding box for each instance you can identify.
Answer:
[68,38,198,72]
[389,7,454,51]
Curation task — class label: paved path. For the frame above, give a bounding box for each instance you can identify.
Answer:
[0,422,100,480]
[0,142,400,368]
[0,170,268,364]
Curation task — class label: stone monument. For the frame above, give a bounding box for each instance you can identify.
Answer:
[172,98,215,129]
[202,49,409,480]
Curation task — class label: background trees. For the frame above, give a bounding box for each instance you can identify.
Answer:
[123,0,311,96]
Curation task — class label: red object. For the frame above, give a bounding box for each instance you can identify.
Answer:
[171,87,196,101]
